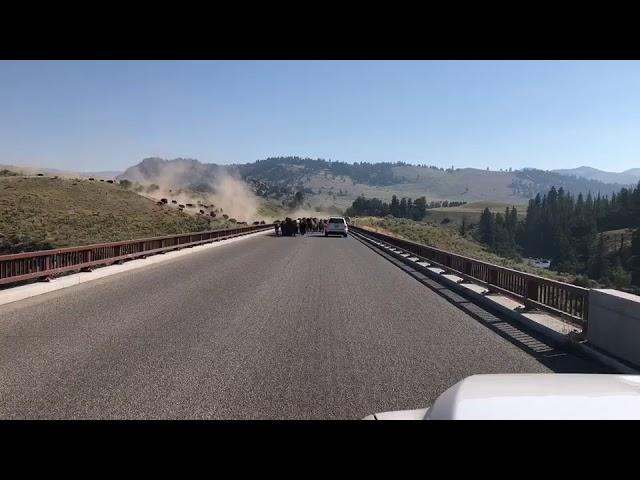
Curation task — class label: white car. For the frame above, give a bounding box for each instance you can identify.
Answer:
[528,258,551,269]
[325,217,348,237]
[363,374,640,420]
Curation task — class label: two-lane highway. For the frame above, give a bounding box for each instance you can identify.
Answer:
[0,232,603,419]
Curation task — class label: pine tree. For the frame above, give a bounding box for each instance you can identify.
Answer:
[413,197,427,220]
[589,234,610,281]
[508,207,518,233]
[390,195,400,217]
[399,197,408,218]
[460,216,467,236]
[478,208,494,246]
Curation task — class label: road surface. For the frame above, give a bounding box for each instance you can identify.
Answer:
[0,232,606,419]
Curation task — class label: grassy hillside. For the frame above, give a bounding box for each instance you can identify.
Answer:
[352,216,574,283]
[0,163,119,179]
[121,157,629,216]
[0,176,236,254]
[601,228,635,254]
[244,160,526,206]
[256,200,288,218]
[241,158,628,205]
[424,201,528,228]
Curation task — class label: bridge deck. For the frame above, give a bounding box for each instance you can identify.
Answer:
[0,232,606,419]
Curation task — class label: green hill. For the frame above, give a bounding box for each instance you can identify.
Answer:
[424,201,528,228]
[0,175,235,254]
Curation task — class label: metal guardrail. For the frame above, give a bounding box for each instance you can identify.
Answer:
[350,225,589,326]
[0,224,273,287]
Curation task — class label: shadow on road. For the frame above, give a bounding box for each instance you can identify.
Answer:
[352,234,613,374]
[267,233,347,239]
[306,235,347,239]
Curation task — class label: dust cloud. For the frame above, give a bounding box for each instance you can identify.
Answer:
[206,173,260,221]
[148,175,260,221]
[129,162,261,222]
[125,160,341,223]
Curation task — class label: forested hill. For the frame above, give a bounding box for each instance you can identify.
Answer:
[236,157,631,199]
[475,184,640,289]
[119,156,632,206]
[510,168,631,199]
[237,157,401,186]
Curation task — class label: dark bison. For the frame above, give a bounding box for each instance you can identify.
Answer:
[280,217,298,236]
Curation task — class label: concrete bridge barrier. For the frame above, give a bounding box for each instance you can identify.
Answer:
[588,289,640,367]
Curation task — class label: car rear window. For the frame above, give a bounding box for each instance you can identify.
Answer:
[329,218,345,224]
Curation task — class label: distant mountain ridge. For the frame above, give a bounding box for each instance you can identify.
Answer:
[0,164,122,179]
[553,166,640,185]
[118,157,632,209]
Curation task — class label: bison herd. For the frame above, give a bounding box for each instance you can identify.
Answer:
[154,196,270,226]
[274,217,326,237]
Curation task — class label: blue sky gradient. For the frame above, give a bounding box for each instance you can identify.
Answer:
[1,60,639,172]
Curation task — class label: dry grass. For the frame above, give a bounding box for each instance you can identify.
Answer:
[601,228,634,254]
[0,176,234,253]
[423,201,528,228]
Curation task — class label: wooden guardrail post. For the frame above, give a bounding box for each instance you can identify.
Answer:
[464,261,472,275]
[489,268,498,285]
[526,278,539,302]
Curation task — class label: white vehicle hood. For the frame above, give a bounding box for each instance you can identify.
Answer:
[367,374,640,420]
[427,374,640,420]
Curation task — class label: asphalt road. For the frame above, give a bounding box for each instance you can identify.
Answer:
[0,231,605,419]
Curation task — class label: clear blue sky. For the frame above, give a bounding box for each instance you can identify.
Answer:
[1,60,639,172]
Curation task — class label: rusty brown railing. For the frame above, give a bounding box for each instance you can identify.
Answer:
[350,225,589,326]
[0,224,272,287]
